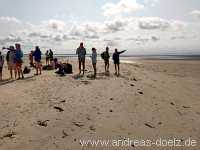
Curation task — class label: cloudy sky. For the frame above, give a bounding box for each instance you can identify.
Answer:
[0,0,200,54]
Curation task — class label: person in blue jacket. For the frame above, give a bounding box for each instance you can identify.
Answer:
[33,46,42,75]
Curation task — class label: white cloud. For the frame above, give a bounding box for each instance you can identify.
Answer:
[190,10,200,19]
[0,15,199,54]
[0,16,21,23]
[102,0,144,17]
[47,19,66,30]
[138,17,171,30]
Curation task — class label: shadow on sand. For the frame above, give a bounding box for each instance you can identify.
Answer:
[0,79,15,86]
[0,76,35,86]
[72,74,84,80]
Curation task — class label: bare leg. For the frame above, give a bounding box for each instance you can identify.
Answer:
[107,61,109,72]
[36,63,39,75]
[117,64,120,75]
[0,72,2,81]
[20,67,24,78]
[114,64,117,74]
[10,69,13,79]
[14,66,17,79]
[39,63,42,74]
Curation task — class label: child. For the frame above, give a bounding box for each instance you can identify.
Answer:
[91,48,97,78]
[0,51,4,81]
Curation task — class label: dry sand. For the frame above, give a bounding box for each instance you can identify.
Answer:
[0,58,200,150]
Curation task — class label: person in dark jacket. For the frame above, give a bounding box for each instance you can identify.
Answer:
[101,47,110,73]
[33,46,42,75]
[76,42,86,75]
[112,49,126,76]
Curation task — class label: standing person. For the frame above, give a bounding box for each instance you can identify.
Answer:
[112,49,126,76]
[76,42,86,75]
[4,46,16,79]
[0,51,4,81]
[29,50,34,67]
[49,49,54,62]
[101,47,110,73]
[15,43,24,79]
[91,48,97,78]
[33,46,42,75]
[45,50,49,65]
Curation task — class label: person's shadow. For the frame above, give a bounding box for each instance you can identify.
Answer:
[72,74,84,80]
[0,79,15,86]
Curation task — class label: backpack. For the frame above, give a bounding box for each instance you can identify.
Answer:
[6,51,10,62]
[23,66,31,74]
[63,63,72,74]
[101,52,105,60]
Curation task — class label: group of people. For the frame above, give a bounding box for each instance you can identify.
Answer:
[0,44,24,80]
[45,49,54,65]
[76,42,126,77]
[0,42,126,81]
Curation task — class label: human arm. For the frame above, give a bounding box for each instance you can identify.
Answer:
[118,50,126,54]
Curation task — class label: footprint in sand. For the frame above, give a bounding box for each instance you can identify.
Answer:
[81,80,90,85]
[89,125,96,132]
[37,120,49,127]
[54,106,64,112]
[144,123,155,129]
[0,131,16,139]
[72,122,84,128]
[62,130,69,138]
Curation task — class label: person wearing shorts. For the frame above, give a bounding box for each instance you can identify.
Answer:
[15,43,24,79]
[33,46,42,75]
[112,49,126,76]
[4,46,16,79]
[76,42,86,75]
[101,47,110,73]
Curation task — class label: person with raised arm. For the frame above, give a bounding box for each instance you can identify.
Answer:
[112,49,126,76]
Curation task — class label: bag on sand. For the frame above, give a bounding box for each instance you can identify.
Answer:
[42,65,54,70]
[63,63,72,74]
[101,52,105,60]
[23,66,31,74]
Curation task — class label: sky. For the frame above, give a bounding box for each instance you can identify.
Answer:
[0,0,200,54]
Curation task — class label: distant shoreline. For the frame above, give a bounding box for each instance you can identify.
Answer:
[23,54,200,60]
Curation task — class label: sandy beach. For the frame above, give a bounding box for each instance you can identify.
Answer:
[0,58,200,150]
